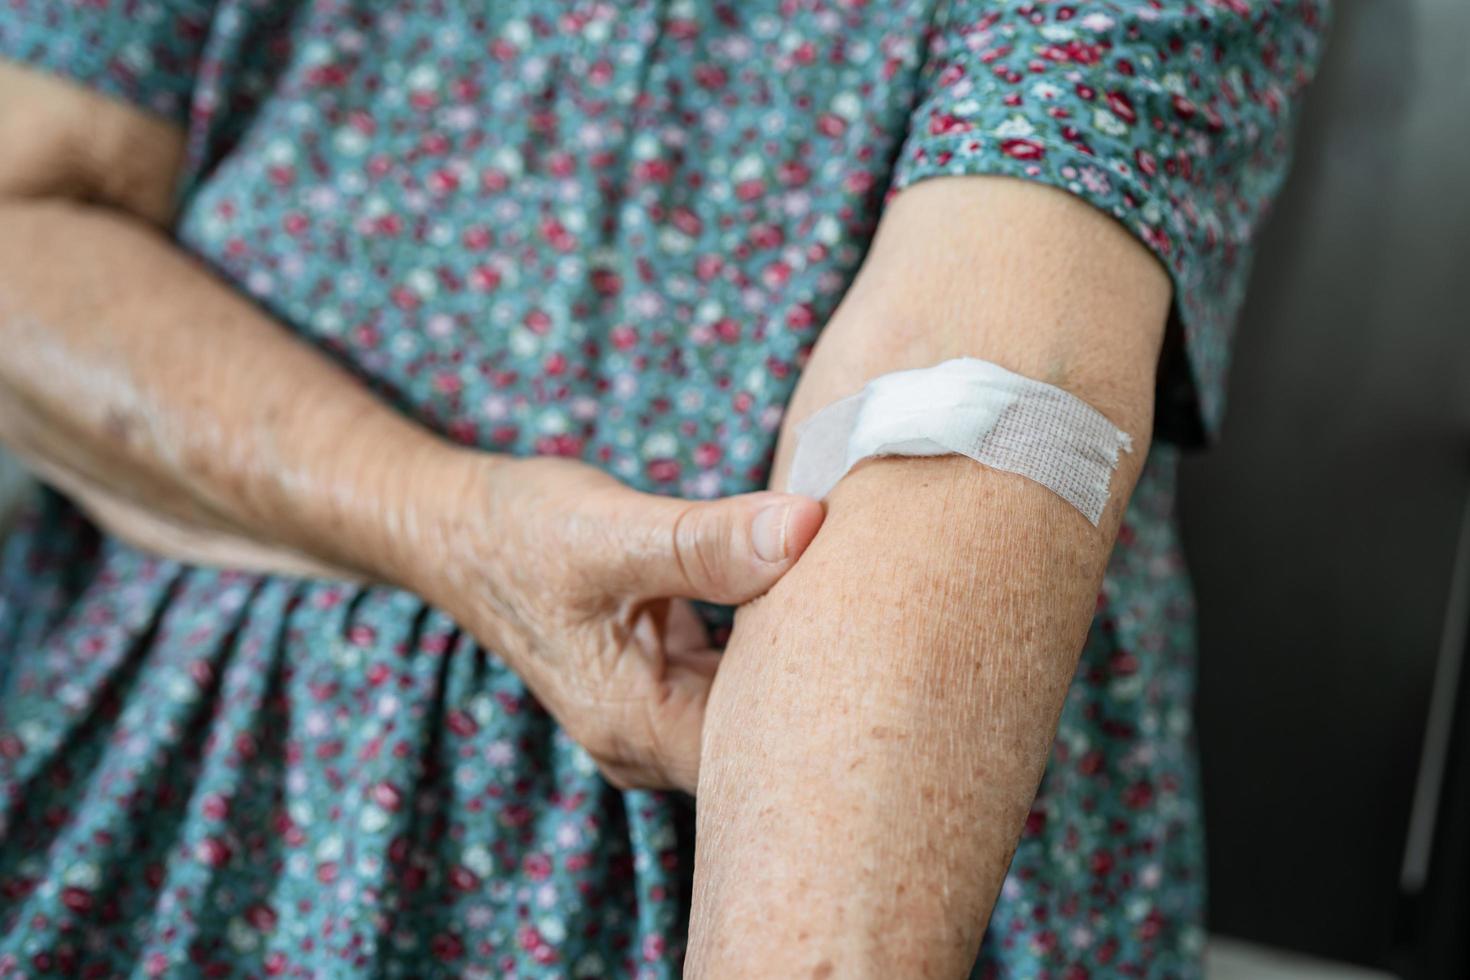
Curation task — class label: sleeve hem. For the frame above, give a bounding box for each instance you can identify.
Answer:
[888,131,1217,444]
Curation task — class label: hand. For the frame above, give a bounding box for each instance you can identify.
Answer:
[410,454,825,794]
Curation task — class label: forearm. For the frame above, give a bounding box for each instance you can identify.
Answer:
[688,177,1169,976]
[692,454,1138,975]
[0,197,465,583]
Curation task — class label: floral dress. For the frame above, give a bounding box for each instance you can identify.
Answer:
[0,2,1326,977]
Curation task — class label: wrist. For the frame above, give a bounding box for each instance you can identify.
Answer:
[298,417,482,593]
[365,436,490,595]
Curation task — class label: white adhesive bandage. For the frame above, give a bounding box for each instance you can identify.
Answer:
[786,358,1132,526]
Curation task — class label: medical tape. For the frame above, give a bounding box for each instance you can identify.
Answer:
[785,358,1133,526]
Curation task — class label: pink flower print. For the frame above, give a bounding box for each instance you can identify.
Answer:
[646,459,680,483]
[523,853,553,881]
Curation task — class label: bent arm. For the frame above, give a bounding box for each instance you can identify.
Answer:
[0,62,464,582]
[688,176,1171,976]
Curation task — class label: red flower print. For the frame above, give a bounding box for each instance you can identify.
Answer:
[448,865,480,891]
[749,223,783,249]
[196,837,231,868]
[777,161,812,186]
[734,179,765,202]
[246,903,279,932]
[201,793,229,821]
[1106,91,1137,124]
[816,113,847,137]
[591,267,622,296]
[468,264,501,292]
[761,261,791,288]
[445,710,479,738]
[610,325,638,350]
[1124,780,1155,809]
[371,781,404,811]
[693,63,727,89]
[462,226,492,250]
[929,112,972,136]
[633,159,673,183]
[431,932,465,962]
[786,304,816,330]
[1141,224,1172,256]
[1001,139,1045,160]
[670,207,702,236]
[541,218,576,252]
[0,733,23,760]
[535,433,584,457]
[60,886,93,914]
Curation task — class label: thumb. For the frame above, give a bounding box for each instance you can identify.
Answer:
[617,490,825,604]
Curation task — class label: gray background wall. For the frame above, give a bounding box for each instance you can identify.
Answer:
[1181,0,1469,967]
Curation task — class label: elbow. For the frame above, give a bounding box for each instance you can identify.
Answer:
[0,61,183,223]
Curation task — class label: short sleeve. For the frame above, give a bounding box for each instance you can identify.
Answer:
[0,0,216,127]
[890,0,1330,444]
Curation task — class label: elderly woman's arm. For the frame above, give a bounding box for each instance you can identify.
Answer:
[0,63,455,582]
[0,62,823,793]
[687,176,1171,976]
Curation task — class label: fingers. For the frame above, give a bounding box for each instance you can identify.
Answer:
[663,598,714,655]
[596,649,718,795]
[616,491,825,604]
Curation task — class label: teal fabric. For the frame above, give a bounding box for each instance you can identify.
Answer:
[0,2,1325,976]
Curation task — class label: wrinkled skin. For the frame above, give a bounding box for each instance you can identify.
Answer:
[409,456,825,793]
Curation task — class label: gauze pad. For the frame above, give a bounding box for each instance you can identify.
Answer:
[786,358,1132,525]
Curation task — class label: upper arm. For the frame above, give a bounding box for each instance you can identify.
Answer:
[0,60,184,222]
[768,175,1172,504]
